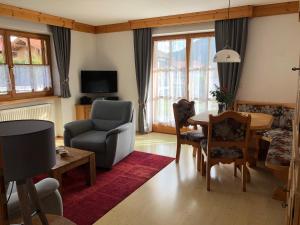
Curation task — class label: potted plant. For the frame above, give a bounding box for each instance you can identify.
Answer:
[210,85,234,114]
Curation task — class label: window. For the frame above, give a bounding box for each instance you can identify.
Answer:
[152,32,218,129]
[0,29,53,100]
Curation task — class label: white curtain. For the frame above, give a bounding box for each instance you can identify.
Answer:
[152,36,218,127]
[153,39,187,126]
[14,65,52,93]
[189,37,218,114]
[0,64,11,95]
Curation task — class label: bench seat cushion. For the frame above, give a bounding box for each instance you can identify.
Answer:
[265,128,292,167]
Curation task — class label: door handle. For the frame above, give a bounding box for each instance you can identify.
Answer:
[292,67,300,71]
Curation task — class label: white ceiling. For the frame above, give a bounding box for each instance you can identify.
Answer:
[0,0,293,25]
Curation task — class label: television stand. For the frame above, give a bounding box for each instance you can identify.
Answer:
[75,97,119,120]
[76,104,92,120]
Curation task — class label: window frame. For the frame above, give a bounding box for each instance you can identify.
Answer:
[0,28,53,101]
[151,31,216,133]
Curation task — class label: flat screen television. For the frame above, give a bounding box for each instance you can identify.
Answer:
[81,71,118,93]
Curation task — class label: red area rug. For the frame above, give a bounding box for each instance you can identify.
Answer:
[61,151,174,225]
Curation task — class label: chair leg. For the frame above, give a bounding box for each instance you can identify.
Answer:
[197,148,201,172]
[193,147,197,157]
[176,142,181,163]
[206,163,211,191]
[234,162,237,177]
[242,164,247,192]
[201,154,206,176]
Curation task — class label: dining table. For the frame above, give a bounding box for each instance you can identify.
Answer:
[188,110,274,167]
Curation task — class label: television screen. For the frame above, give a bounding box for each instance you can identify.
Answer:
[81,71,118,93]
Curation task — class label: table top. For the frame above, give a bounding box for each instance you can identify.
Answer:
[52,146,94,170]
[188,111,274,131]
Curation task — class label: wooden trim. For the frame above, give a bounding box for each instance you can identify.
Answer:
[152,32,214,41]
[73,22,96,34]
[95,1,298,34]
[0,96,58,106]
[0,3,95,34]
[0,1,298,34]
[152,124,194,135]
[95,22,131,34]
[0,27,54,100]
[152,124,176,135]
[129,6,253,29]
[0,3,74,28]
[253,1,299,17]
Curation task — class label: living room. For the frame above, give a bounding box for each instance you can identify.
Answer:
[0,0,299,225]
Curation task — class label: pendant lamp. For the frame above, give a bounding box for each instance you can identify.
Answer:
[213,0,241,63]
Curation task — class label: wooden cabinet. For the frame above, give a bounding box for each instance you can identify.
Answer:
[75,104,92,120]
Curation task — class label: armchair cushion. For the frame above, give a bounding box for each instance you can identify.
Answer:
[91,100,133,131]
[201,139,243,159]
[71,130,107,153]
[180,130,205,142]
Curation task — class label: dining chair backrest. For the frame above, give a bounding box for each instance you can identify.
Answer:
[207,111,251,157]
[173,99,195,135]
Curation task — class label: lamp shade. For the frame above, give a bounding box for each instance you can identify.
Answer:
[213,49,241,63]
[0,120,56,182]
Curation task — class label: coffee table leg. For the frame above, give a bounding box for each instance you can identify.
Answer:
[88,154,96,186]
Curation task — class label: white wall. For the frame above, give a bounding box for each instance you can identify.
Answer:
[0,17,98,136]
[0,13,299,135]
[95,31,138,124]
[58,31,97,134]
[236,14,300,103]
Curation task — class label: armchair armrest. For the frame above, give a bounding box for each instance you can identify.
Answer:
[64,119,93,137]
[35,178,60,199]
[106,123,132,137]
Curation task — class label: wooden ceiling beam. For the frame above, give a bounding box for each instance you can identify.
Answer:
[73,22,96,34]
[0,3,96,33]
[95,1,299,34]
[129,5,253,29]
[0,1,298,34]
[95,22,131,33]
[253,1,299,17]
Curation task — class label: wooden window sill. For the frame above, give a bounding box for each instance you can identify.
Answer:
[0,96,59,106]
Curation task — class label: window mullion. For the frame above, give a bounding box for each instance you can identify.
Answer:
[5,32,16,97]
[186,37,190,101]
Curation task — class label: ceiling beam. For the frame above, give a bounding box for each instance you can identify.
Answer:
[0,3,96,33]
[129,5,253,29]
[95,22,131,33]
[0,1,298,34]
[253,1,299,17]
[95,1,299,34]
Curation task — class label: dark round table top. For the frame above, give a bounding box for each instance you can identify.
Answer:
[0,120,53,137]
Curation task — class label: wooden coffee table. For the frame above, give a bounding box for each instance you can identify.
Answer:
[50,147,96,193]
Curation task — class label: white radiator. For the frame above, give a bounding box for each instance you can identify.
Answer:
[0,104,54,122]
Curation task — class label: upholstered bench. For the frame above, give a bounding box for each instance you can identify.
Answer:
[264,128,292,168]
[235,100,295,200]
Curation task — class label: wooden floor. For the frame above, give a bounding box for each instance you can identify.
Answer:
[89,132,285,225]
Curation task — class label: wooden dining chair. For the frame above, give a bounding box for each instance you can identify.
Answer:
[200,111,251,192]
[173,99,205,169]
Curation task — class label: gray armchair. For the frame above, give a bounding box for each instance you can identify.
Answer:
[64,100,135,168]
[7,178,63,221]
